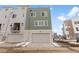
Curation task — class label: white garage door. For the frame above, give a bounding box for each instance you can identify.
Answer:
[32,33,50,43]
[0,35,3,41]
[6,34,24,42]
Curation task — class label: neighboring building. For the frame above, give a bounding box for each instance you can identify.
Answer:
[0,6,52,43]
[63,16,79,41]
[72,17,79,42]
[0,6,28,42]
[63,20,75,40]
[26,8,52,43]
[53,33,58,40]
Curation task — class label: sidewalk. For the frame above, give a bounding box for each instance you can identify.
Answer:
[25,43,55,48]
[68,41,79,47]
[0,42,79,53]
[7,47,77,53]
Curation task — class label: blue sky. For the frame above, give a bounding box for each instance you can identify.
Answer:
[52,5,79,35]
[0,5,79,35]
[30,5,79,35]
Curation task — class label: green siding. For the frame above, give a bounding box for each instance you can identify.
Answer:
[25,8,52,30]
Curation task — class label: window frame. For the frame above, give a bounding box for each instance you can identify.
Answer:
[12,14,17,18]
[0,24,2,30]
[30,12,36,17]
[41,11,47,17]
[34,20,48,26]
[11,23,20,33]
[76,27,79,31]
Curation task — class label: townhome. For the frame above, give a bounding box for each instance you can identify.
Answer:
[0,6,28,42]
[26,8,52,43]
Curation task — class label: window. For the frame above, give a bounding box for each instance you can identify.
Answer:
[11,23,20,33]
[67,34,70,38]
[22,7,25,10]
[74,22,77,24]
[76,27,79,31]
[45,20,48,26]
[13,23,20,30]
[42,12,44,16]
[66,28,68,31]
[41,11,47,17]
[74,21,79,24]
[39,20,43,26]
[5,8,8,11]
[12,14,17,18]
[5,15,7,18]
[30,12,36,17]
[30,13,33,16]
[78,21,79,24]
[23,14,24,17]
[34,21,38,26]
[34,20,48,26]
[30,10,32,12]
[0,24,1,30]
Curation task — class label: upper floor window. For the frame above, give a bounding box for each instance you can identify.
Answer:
[39,21,43,26]
[45,20,48,26]
[12,14,17,18]
[5,15,7,18]
[41,11,47,17]
[74,22,77,24]
[5,8,8,11]
[74,21,79,24]
[22,7,25,10]
[66,28,68,31]
[0,24,2,30]
[23,14,24,17]
[30,12,36,17]
[13,23,20,30]
[67,34,70,38]
[34,20,48,26]
[34,21,38,26]
[78,21,79,24]
[76,27,79,31]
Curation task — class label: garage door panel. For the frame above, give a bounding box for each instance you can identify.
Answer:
[32,33,50,43]
[0,36,3,41]
[6,35,24,42]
